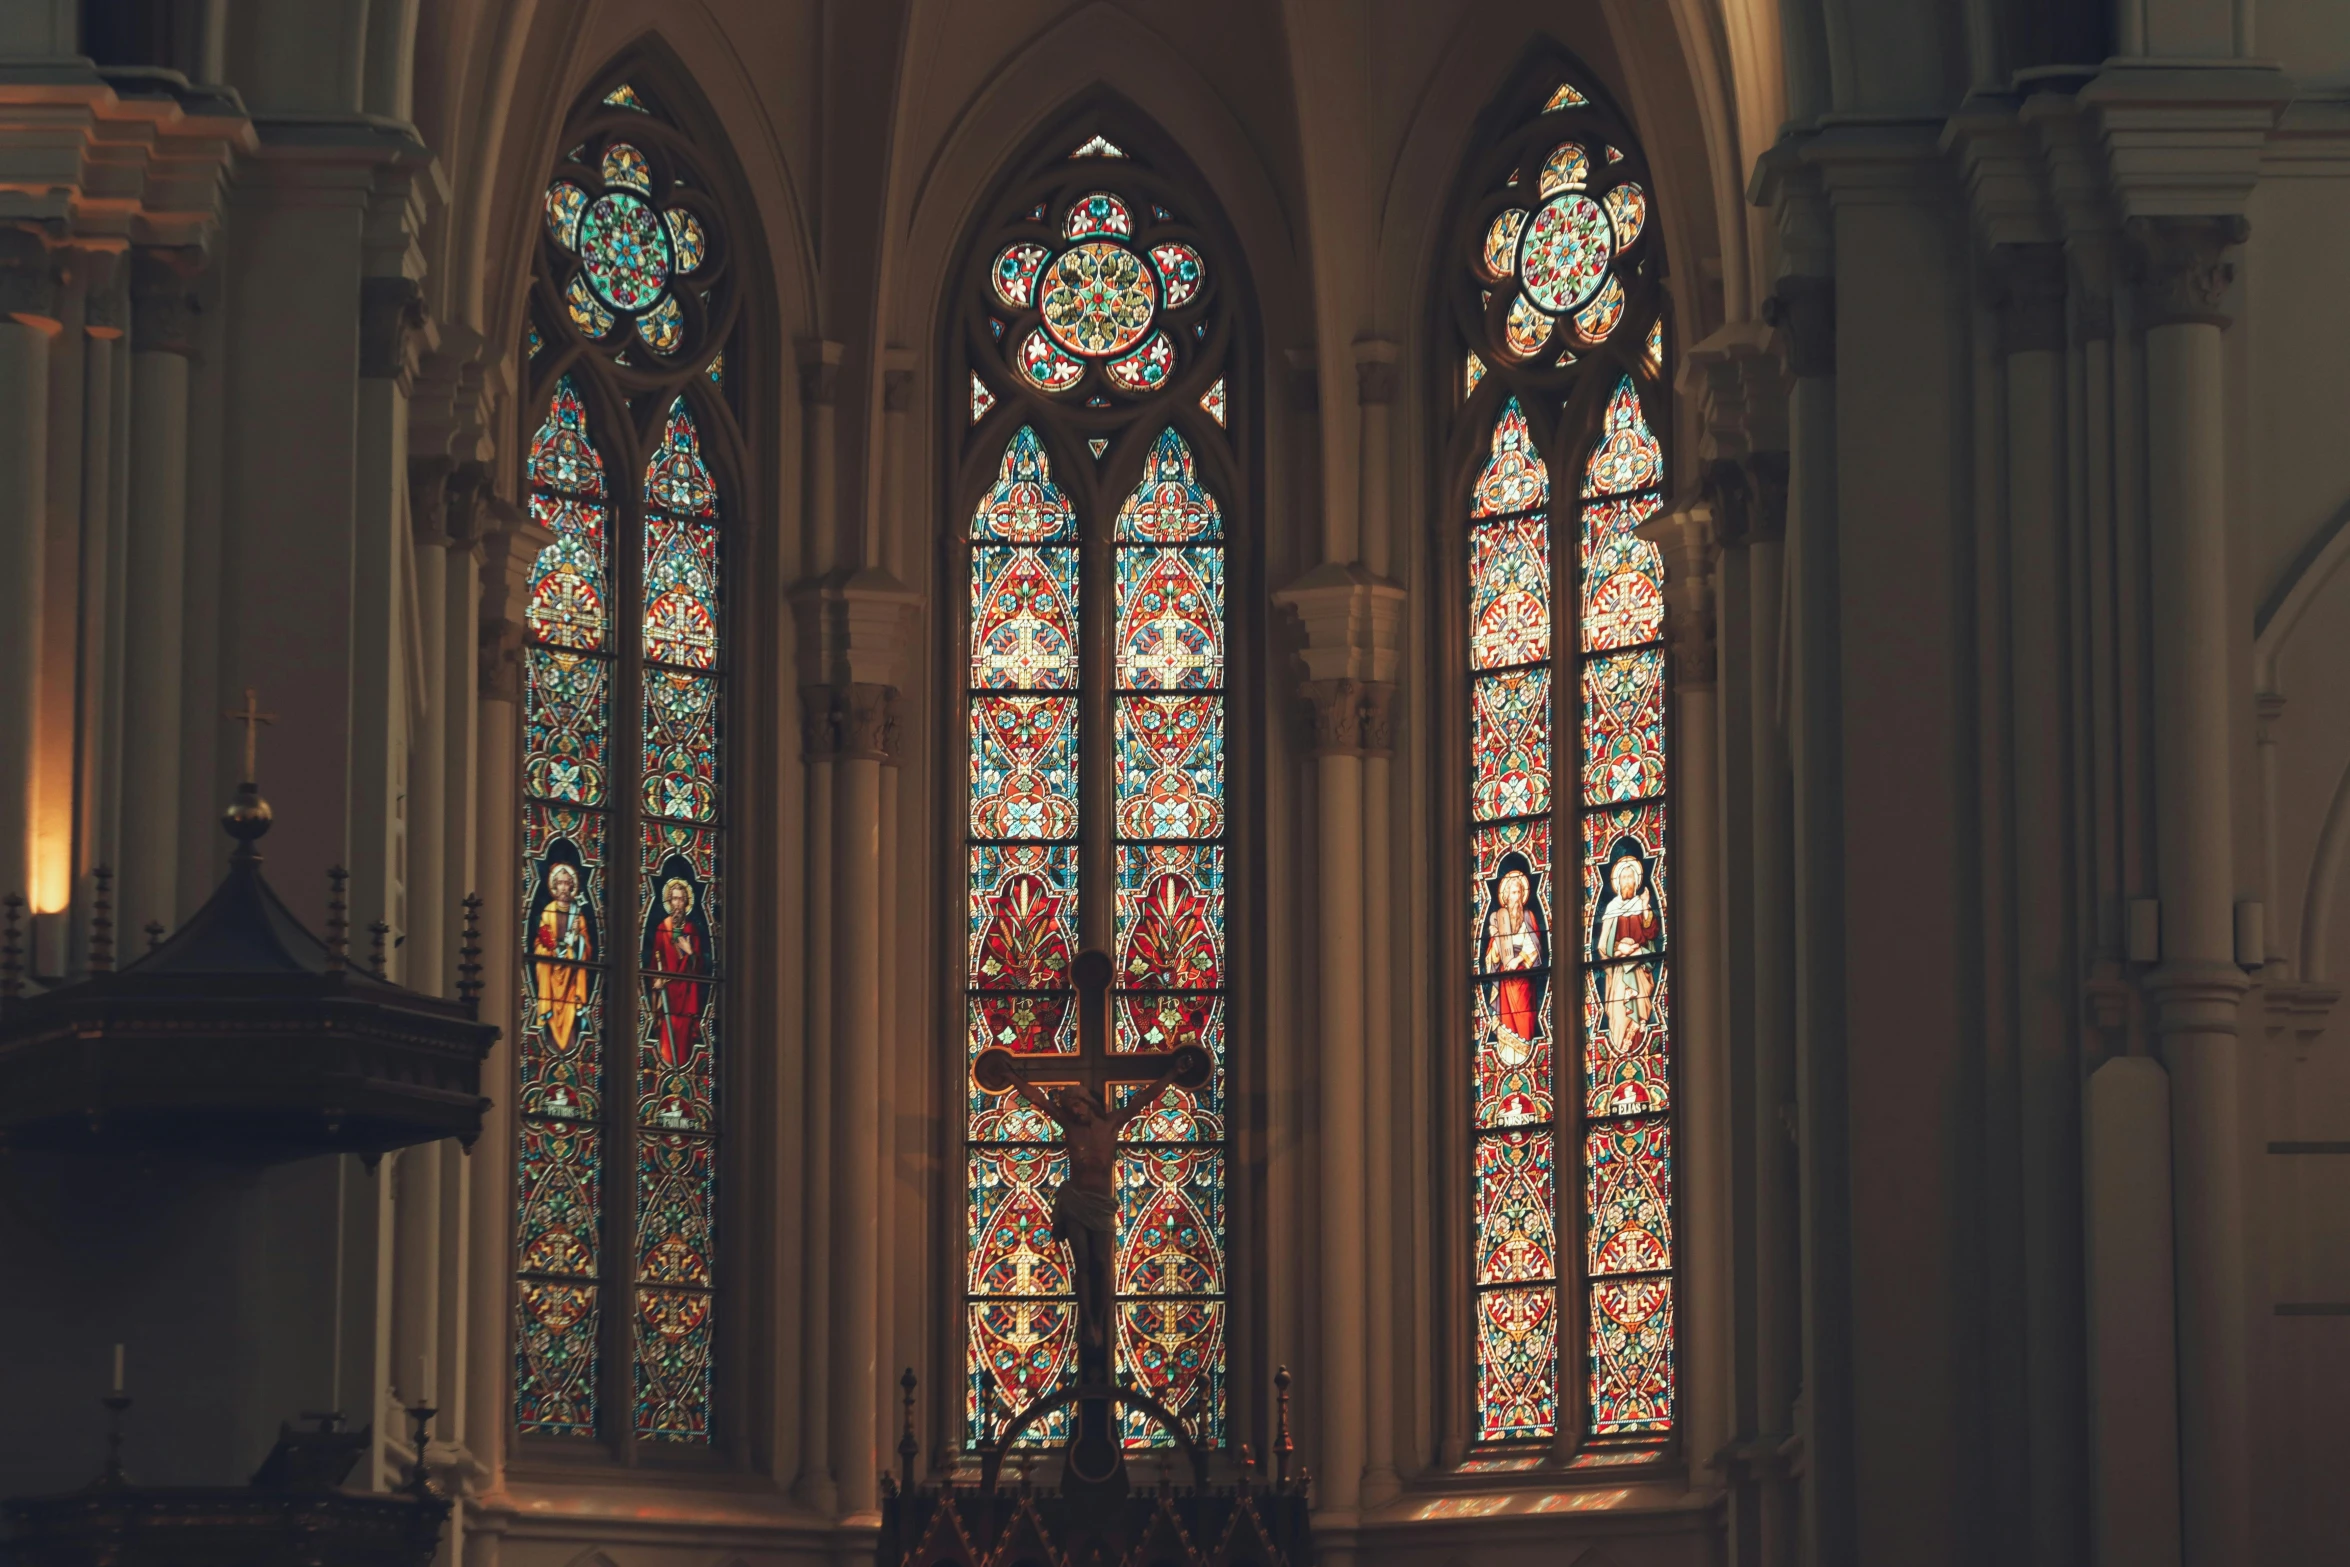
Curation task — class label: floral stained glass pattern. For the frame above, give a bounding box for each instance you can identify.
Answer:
[520,83,736,1452]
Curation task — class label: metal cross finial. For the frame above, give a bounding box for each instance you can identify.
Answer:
[222,687,278,785]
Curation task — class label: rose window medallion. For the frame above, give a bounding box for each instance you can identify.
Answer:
[544,140,712,359]
[1041,242,1155,356]
[579,191,673,312]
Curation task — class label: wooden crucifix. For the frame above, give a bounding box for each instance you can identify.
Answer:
[972,950,1210,1376]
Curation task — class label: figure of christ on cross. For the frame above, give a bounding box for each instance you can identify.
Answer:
[973,950,1212,1375]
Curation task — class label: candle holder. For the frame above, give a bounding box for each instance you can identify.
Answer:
[403,1399,437,1502]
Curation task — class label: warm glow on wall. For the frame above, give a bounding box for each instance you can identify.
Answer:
[28,807,69,913]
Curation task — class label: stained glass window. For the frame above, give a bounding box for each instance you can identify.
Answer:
[516,77,738,1451]
[1459,68,1674,1459]
[959,135,1239,1453]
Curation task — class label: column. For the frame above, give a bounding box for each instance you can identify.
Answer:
[0,225,58,908]
[1357,681,1399,1507]
[795,689,838,1511]
[466,510,548,1535]
[1302,678,1367,1521]
[1993,243,2090,1567]
[2129,214,2251,1567]
[75,252,125,921]
[1639,500,1727,1497]
[1764,258,1851,1565]
[832,683,893,1520]
[1352,338,1401,1508]
[407,456,452,992]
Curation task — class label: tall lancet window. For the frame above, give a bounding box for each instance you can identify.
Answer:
[1456,66,1675,1458]
[956,125,1247,1451]
[513,76,746,1449]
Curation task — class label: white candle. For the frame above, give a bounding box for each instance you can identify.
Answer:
[111,1343,123,1394]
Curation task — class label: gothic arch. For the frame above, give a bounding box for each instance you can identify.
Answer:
[938,100,1267,1455]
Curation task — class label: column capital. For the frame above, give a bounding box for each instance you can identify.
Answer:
[1681,320,1788,460]
[798,683,900,764]
[444,461,494,552]
[1761,275,1833,379]
[798,337,845,405]
[1704,452,1787,549]
[1352,336,1399,406]
[1990,242,2069,354]
[408,455,453,549]
[129,243,205,355]
[0,222,64,326]
[2143,958,2251,1039]
[1300,678,1365,758]
[789,565,921,692]
[1358,681,1399,757]
[359,274,430,387]
[2126,216,2247,330]
[1273,561,1406,684]
[1637,500,1721,690]
[476,504,555,702]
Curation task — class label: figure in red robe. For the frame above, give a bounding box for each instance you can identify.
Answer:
[647,877,707,1067]
[1481,865,1544,1064]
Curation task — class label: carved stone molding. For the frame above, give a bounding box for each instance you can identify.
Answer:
[0,223,63,324]
[801,683,899,764]
[2125,215,2248,329]
[1706,453,1788,549]
[408,456,452,548]
[1353,338,1399,407]
[1301,677,1364,757]
[883,367,914,413]
[1992,243,2068,355]
[798,339,844,406]
[358,275,427,384]
[1636,503,1721,689]
[1358,682,1398,757]
[130,244,204,355]
[476,507,555,703]
[1762,275,1834,379]
[445,462,493,551]
[79,248,125,337]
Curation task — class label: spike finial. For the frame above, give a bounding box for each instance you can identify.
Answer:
[457,893,484,1008]
[324,868,349,971]
[368,919,390,978]
[898,1366,920,1491]
[1274,1363,1294,1491]
[144,919,164,954]
[88,865,114,973]
[1,893,21,999]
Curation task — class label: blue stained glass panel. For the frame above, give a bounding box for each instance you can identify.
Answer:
[1116,548,1224,690]
[971,695,1080,840]
[1115,693,1223,839]
[972,546,1080,691]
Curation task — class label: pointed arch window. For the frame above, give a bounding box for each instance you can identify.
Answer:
[1456,67,1676,1459]
[957,125,1246,1451]
[512,75,747,1449]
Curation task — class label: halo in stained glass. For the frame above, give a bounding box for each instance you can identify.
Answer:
[1582,376,1662,497]
[1116,428,1222,542]
[664,208,707,272]
[1041,243,1155,357]
[600,141,653,194]
[994,243,1049,309]
[546,182,588,250]
[1573,274,1627,345]
[1538,144,1590,197]
[1065,191,1134,239]
[1482,209,1529,279]
[1471,398,1550,518]
[1104,331,1175,392]
[973,426,1076,542]
[1518,193,1613,314]
[1604,183,1647,250]
[1017,328,1085,391]
[1505,294,1553,358]
[579,191,674,312]
[1149,243,1206,308]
